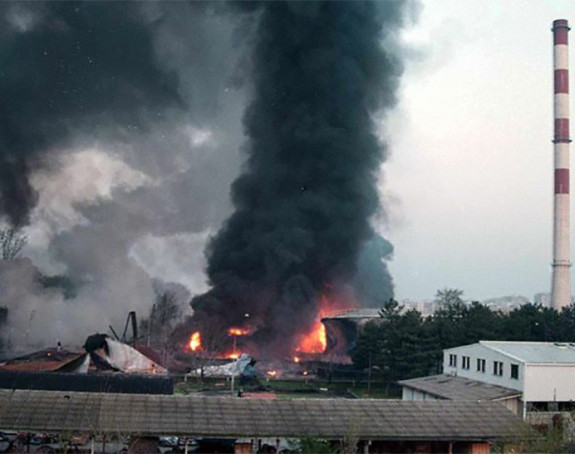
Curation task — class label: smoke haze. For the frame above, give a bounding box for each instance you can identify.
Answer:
[0,1,248,352]
[0,1,404,355]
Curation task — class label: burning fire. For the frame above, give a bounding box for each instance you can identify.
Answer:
[228,352,241,359]
[297,320,327,353]
[267,370,277,377]
[189,331,201,352]
[228,327,249,336]
[293,356,300,363]
[294,292,357,354]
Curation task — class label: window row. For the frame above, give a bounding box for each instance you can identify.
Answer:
[448,354,519,379]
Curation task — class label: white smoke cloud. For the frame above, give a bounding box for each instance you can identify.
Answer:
[31,148,152,230]
[0,259,112,352]
[130,231,212,299]
[0,2,250,354]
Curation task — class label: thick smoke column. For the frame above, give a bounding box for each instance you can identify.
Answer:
[0,2,181,227]
[192,1,405,355]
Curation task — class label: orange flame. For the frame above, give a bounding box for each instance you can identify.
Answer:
[228,352,240,359]
[266,370,278,377]
[297,321,326,353]
[293,356,300,363]
[228,327,249,336]
[189,331,201,352]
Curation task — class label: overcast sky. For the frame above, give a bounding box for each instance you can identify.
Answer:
[384,0,574,301]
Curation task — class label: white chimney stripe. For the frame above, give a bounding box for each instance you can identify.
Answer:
[554,45,569,70]
[555,146,570,168]
[555,93,570,118]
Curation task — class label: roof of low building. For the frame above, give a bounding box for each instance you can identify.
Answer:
[322,308,382,320]
[0,389,530,441]
[0,348,85,373]
[480,341,575,364]
[398,374,521,401]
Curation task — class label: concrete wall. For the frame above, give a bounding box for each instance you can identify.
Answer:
[524,364,575,402]
[401,387,440,401]
[443,344,523,391]
[402,386,522,416]
[497,397,523,416]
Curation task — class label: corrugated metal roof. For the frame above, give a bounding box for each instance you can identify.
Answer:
[322,308,381,320]
[0,349,86,373]
[398,374,521,401]
[0,389,529,441]
[480,341,575,364]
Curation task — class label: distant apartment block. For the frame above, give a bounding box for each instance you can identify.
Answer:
[533,293,552,307]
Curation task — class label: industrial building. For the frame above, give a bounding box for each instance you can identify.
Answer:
[0,389,531,453]
[400,341,575,418]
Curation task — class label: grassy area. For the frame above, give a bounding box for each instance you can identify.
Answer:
[263,379,318,392]
[173,375,401,399]
[267,379,400,399]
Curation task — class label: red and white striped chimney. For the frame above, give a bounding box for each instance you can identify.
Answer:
[551,19,571,310]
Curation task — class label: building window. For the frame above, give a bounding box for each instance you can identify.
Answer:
[493,361,503,376]
[462,356,470,370]
[511,364,519,379]
[449,354,457,367]
[477,358,486,373]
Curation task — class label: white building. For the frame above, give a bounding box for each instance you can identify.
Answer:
[401,341,575,417]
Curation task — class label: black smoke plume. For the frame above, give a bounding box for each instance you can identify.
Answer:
[191,1,404,356]
[0,2,181,226]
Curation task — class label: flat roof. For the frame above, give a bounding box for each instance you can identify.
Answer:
[322,308,381,320]
[480,341,575,364]
[0,389,529,441]
[398,374,521,401]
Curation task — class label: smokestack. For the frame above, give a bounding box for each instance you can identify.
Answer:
[551,19,571,310]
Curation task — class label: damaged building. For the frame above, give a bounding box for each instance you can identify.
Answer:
[322,308,381,356]
[0,334,172,394]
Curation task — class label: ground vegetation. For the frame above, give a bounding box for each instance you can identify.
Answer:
[351,289,575,385]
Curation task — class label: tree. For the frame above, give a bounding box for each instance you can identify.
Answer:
[352,299,432,389]
[503,304,560,342]
[351,290,575,389]
[141,290,182,346]
[378,298,403,321]
[294,436,339,454]
[558,304,575,341]
[434,288,465,311]
[0,228,27,260]
[461,302,504,343]
[430,289,470,350]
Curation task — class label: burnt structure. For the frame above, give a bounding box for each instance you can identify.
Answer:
[322,309,381,356]
[0,370,173,394]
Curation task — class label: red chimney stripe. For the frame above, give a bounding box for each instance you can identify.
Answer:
[555,168,570,194]
[554,27,569,45]
[555,69,569,93]
[555,118,570,140]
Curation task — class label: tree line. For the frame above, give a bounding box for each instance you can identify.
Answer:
[350,289,575,385]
